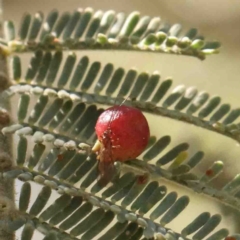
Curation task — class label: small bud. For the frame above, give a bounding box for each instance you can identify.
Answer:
[166,36,178,47]
[79,142,92,155]
[177,37,191,49]
[140,34,157,46]
[191,39,204,49]
[97,33,108,45]
[64,140,76,150]
[57,90,70,99]
[43,88,57,97]
[8,40,25,51]
[53,139,65,148]
[108,38,119,46]
[155,32,167,46]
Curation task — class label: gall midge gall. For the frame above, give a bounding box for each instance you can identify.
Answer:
[225,237,236,240]
[57,154,64,161]
[93,105,150,185]
[205,169,213,176]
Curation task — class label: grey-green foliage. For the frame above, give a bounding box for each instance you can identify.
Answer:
[1,7,239,240]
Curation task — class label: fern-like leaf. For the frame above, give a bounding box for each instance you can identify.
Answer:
[3,9,220,59]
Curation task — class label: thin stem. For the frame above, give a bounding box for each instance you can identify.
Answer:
[10,85,239,146]
[7,40,208,60]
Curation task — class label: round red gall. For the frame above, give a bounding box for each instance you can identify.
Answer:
[95,105,150,162]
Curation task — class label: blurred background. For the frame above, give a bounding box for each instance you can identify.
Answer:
[3,0,240,239]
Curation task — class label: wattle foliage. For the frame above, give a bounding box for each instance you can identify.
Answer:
[0,7,239,240]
